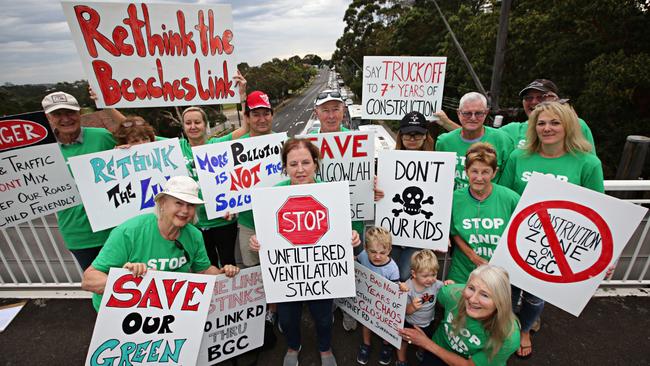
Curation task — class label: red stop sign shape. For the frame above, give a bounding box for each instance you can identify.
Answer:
[277,196,329,245]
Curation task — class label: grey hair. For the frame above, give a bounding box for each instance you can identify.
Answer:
[458,92,488,110]
[154,194,199,225]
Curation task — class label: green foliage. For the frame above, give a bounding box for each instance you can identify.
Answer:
[332,0,650,178]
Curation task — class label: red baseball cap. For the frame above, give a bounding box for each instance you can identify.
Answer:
[246,90,272,111]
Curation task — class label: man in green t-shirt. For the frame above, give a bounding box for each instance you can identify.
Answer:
[435,92,513,190]
[500,79,596,152]
[42,91,116,270]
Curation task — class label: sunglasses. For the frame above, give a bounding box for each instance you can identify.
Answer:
[121,119,146,128]
[523,93,559,103]
[401,133,426,141]
[316,91,342,100]
[174,240,190,263]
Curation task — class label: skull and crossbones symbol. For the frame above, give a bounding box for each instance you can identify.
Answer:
[392,186,434,219]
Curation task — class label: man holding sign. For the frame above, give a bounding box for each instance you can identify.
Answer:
[42,91,116,269]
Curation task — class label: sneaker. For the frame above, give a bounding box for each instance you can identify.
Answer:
[342,312,357,331]
[357,343,371,365]
[395,361,408,366]
[265,310,277,325]
[283,347,300,366]
[321,352,338,366]
[415,349,425,362]
[379,344,393,365]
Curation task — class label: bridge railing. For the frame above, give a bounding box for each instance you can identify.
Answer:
[1,180,648,298]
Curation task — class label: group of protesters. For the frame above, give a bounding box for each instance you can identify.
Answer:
[37,72,604,366]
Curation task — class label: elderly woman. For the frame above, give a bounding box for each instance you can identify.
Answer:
[250,138,361,366]
[400,265,520,366]
[82,176,239,311]
[498,101,604,358]
[447,142,520,284]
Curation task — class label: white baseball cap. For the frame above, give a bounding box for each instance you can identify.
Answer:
[154,176,204,205]
[41,91,81,114]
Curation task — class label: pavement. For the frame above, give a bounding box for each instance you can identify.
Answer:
[0,295,648,365]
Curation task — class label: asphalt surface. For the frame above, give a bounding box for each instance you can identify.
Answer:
[272,69,330,136]
[0,296,648,365]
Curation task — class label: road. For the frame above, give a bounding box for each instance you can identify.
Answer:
[272,68,330,136]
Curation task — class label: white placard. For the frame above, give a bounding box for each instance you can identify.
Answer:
[252,182,355,303]
[361,56,447,120]
[335,262,407,348]
[62,2,239,108]
[68,138,188,231]
[0,143,81,228]
[490,173,648,316]
[375,150,455,250]
[198,266,266,365]
[193,133,287,218]
[297,131,375,220]
[86,268,216,366]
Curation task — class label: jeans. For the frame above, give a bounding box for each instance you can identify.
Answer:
[277,299,334,352]
[511,285,544,332]
[420,350,447,366]
[70,246,103,271]
[390,246,418,281]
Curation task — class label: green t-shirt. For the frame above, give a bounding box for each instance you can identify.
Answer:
[448,185,520,283]
[308,126,350,134]
[498,149,604,195]
[57,127,116,250]
[179,137,235,229]
[500,118,596,153]
[435,127,513,190]
[431,284,520,366]
[91,213,211,311]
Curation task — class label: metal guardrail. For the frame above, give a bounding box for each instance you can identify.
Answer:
[1,180,648,298]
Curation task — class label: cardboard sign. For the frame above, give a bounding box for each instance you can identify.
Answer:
[361,56,447,120]
[375,150,455,250]
[490,173,648,316]
[68,138,188,231]
[61,2,239,108]
[193,133,287,218]
[0,112,81,228]
[86,268,215,366]
[252,182,356,303]
[335,262,407,348]
[198,266,266,365]
[298,131,375,220]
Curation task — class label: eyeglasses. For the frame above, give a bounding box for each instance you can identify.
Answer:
[459,111,487,118]
[523,93,559,103]
[121,119,146,128]
[316,91,342,100]
[174,240,190,263]
[401,133,426,141]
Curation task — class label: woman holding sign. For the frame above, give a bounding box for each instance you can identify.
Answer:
[250,138,361,366]
[399,265,520,366]
[82,176,240,311]
[178,71,249,268]
[499,101,604,358]
[447,143,520,284]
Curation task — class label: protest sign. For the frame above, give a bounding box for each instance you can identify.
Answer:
[61,2,239,108]
[68,138,188,231]
[375,150,455,250]
[361,56,447,120]
[252,181,355,303]
[335,262,407,348]
[198,266,266,365]
[298,131,375,220]
[193,133,287,219]
[490,173,648,316]
[0,112,80,228]
[86,268,215,366]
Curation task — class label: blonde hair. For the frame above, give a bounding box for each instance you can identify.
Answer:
[465,142,498,171]
[525,101,591,154]
[410,249,439,274]
[365,226,392,252]
[451,265,518,360]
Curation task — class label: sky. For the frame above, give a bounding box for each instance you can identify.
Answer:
[0,0,350,85]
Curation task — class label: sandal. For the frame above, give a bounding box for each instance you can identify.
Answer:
[516,344,533,359]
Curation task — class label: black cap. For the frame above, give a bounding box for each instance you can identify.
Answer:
[400,111,428,134]
[519,79,559,97]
